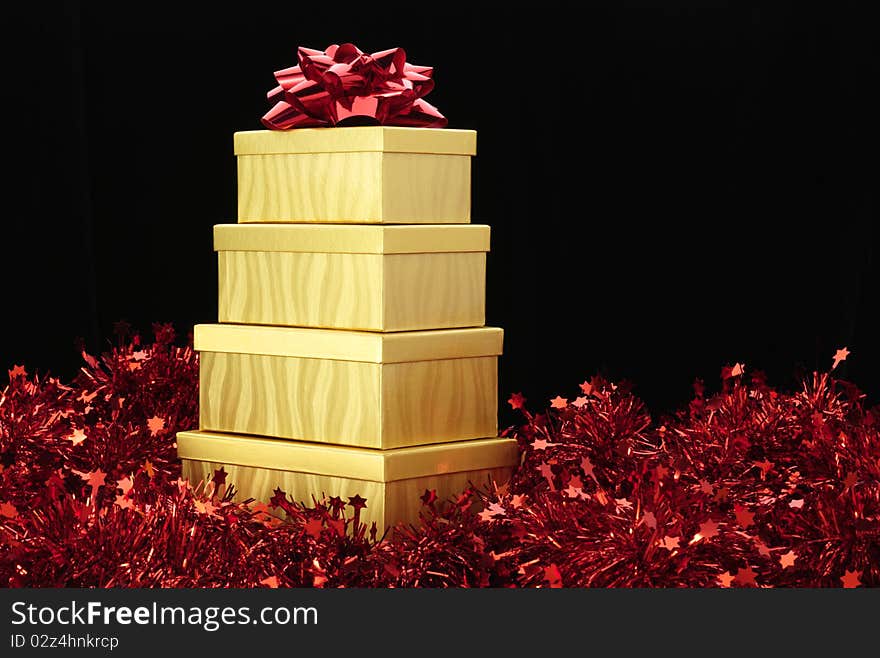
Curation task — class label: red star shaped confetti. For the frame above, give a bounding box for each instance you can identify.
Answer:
[146,416,166,436]
[486,502,506,516]
[717,571,735,588]
[507,392,526,410]
[303,518,324,539]
[478,508,497,522]
[734,566,758,587]
[734,504,755,528]
[66,428,87,446]
[76,469,106,504]
[840,570,862,588]
[779,551,797,569]
[580,457,598,484]
[543,564,563,588]
[348,494,367,511]
[832,347,850,370]
[531,439,551,450]
[579,381,592,395]
[572,396,589,408]
[564,482,584,499]
[269,488,288,509]
[693,519,719,542]
[538,462,556,490]
[659,535,680,551]
[212,467,227,487]
[115,495,134,510]
[8,364,26,378]
[550,396,568,409]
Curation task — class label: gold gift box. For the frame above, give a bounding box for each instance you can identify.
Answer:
[235,127,476,223]
[178,430,518,529]
[215,223,489,332]
[196,323,502,449]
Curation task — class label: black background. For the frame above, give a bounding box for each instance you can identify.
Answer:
[3,2,877,422]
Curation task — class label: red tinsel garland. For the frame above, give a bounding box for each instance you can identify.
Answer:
[0,328,875,587]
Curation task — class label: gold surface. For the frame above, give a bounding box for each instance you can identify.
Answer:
[217,250,486,332]
[176,430,518,482]
[233,127,477,155]
[380,356,498,447]
[193,324,503,364]
[198,352,499,448]
[382,253,486,331]
[219,251,381,331]
[213,223,490,254]
[181,459,512,530]
[237,151,471,223]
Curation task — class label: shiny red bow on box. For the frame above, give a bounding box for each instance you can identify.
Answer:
[262,43,447,130]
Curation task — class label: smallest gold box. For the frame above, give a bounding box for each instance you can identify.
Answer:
[177,430,519,530]
[235,127,476,223]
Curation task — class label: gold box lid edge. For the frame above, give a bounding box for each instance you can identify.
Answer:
[193,324,503,363]
[213,224,491,254]
[233,126,476,156]
[177,430,518,482]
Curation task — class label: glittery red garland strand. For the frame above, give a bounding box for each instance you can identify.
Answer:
[0,331,875,587]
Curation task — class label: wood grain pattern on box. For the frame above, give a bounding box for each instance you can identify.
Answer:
[177,430,518,530]
[195,324,502,449]
[199,351,499,449]
[233,127,476,223]
[214,223,489,331]
[217,250,486,331]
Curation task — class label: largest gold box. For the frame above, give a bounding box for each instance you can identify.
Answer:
[215,223,489,332]
[178,430,518,529]
[196,324,502,449]
[235,127,476,223]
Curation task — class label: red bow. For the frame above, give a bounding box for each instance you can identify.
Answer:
[262,44,447,130]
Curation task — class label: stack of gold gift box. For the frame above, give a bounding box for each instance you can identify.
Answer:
[177,126,517,529]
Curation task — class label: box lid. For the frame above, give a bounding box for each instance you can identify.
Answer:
[194,324,503,363]
[214,224,490,254]
[177,430,518,482]
[234,127,476,156]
